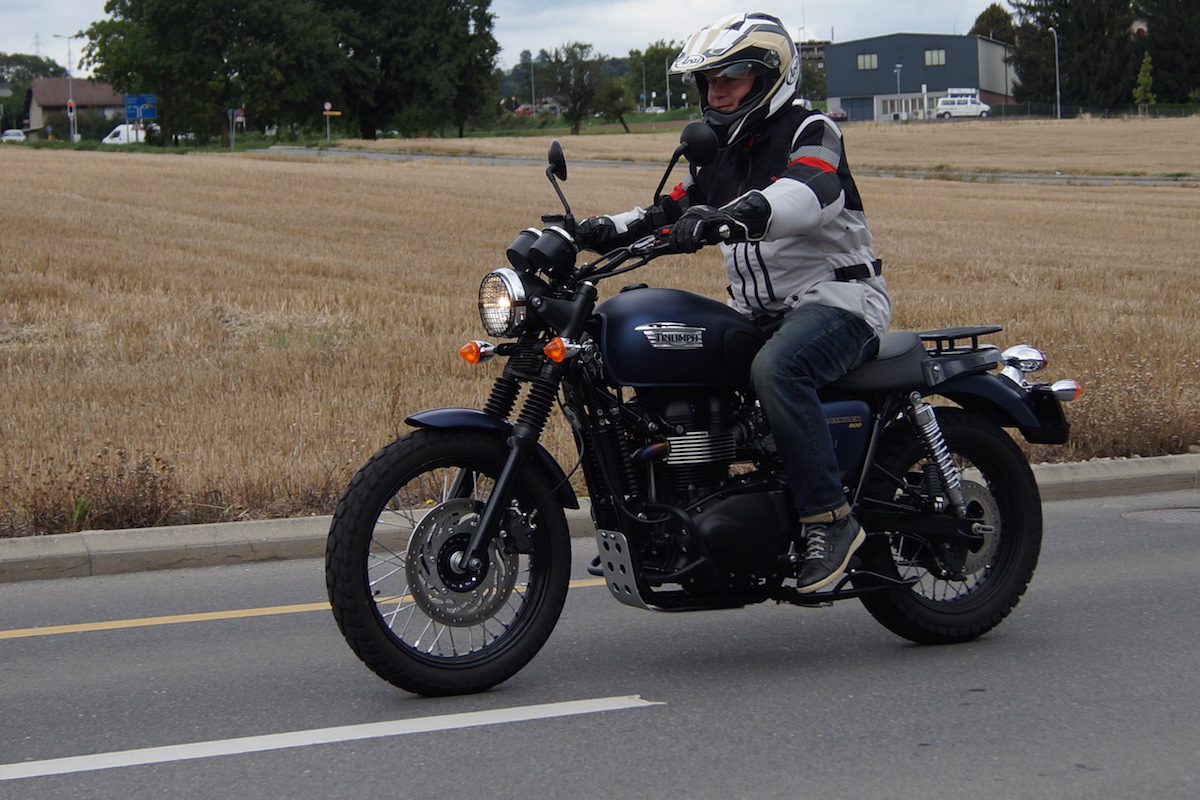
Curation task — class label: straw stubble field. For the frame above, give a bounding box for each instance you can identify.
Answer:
[2,117,1199,536]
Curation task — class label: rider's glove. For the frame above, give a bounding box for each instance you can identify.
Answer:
[669,205,748,253]
[575,215,620,253]
[668,190,773,253]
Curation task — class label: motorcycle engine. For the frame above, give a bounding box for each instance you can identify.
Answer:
[639,389,740,500]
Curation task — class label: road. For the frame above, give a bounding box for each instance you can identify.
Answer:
[2,489,1198,799]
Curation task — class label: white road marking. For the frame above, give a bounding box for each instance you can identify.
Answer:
[0,695,662,782]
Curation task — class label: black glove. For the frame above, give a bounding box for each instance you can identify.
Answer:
[669,205,748,253]
[574,216,619,253]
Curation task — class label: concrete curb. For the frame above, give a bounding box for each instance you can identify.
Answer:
[3,454,1199,584]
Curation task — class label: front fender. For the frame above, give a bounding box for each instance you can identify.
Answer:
[406,407,580,508]
[933,374,1070,445]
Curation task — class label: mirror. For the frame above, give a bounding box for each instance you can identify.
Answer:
[679,121,718,166]
[547,140,568,181]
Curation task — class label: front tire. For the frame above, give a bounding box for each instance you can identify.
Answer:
[855,407,1042,644]
[325,428,571,696]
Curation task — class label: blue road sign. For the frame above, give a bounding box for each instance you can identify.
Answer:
[124,94,158,121]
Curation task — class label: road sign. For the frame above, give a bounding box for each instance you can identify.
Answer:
[124,94,158,121]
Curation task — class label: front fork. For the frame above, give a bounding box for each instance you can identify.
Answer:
[458,282,598,575]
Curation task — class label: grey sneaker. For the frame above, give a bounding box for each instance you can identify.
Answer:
[796,514,866,594]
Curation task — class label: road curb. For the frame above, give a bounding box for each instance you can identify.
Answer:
[3,454,1199,583]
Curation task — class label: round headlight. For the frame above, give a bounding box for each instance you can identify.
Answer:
[478,268,527,337]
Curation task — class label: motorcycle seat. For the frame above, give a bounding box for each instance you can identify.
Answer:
[825,331,927,392]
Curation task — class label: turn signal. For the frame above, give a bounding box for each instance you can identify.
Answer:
[459,340,495,365]
[543,337,568,363]
[1050,379,1082,402]
[542,337,583,363]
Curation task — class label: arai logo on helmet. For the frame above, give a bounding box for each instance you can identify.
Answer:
[674,54,708,71]
[635,322,706,350]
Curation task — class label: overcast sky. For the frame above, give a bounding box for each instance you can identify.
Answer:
[2,0,999,74]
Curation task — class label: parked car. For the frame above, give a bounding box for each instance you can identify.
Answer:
[1,129,25,143]
[826,108,848,122]
[101,124,150,145]
[935,96,991,118]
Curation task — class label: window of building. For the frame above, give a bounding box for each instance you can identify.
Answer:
[857,53,878,70]
[924,49,946,66]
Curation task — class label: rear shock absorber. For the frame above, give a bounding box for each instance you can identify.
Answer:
[905,392,966,514]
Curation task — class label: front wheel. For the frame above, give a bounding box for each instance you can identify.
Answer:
[325,428,571,696]
[855,407,1042,644]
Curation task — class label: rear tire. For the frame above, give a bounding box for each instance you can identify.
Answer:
[855,407,1042,644]
[325,428,571,696]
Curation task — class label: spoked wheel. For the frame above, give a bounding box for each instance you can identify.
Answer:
[855,407,1042,644]
[325,427,571,696]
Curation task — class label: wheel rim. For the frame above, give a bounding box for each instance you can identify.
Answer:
[365,465,539,662]
[886,456,1005,605]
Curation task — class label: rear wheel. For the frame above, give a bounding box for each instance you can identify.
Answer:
[325,428,571,696]
[855,407,1042,644]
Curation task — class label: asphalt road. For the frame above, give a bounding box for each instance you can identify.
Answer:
[2,489,1198,799]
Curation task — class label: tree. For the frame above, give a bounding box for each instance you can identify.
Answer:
[970,3,1017,42]
[625,40,684,110]
[319,0,499,139]
[548,42,600,135]
[1,53,68,130]
[1133,51,1156,107]
[1136,0,1200,103]
[85,0,340,144]
[1009,0,1138,110]
[593,76,635,132]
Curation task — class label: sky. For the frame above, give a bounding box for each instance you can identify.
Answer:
[1,0,999,74]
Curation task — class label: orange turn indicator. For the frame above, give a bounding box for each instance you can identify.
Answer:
[543,337,568,363]
[459,341,495,365]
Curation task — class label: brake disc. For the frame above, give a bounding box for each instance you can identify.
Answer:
[404,498,519,626]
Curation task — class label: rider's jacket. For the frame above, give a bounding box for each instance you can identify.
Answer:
[612,102,891,336]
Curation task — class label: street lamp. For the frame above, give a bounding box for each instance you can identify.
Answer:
[894,64,902,117]
[1048,26,1061,120]
[53,33,79,141]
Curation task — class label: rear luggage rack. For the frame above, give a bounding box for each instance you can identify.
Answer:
[918,326,1003,385]
[918,325,1003,355]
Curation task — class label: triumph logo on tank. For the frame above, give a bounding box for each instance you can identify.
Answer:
[635,322,706,350]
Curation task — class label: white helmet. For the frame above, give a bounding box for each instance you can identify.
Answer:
[671,12,800,147]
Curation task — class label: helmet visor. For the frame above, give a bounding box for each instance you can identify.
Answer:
[682,61,765,85]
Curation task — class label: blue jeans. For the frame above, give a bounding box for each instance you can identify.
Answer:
[750,304,879,518]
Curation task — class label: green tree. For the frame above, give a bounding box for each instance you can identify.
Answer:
[593,76,635,132]
[1009,0,1138,110]
[1136,0,1200,103]
[1133,50,1156,106]
[970,3,1017,41]
[626,40,684,110]
[84,0,340,144]
[548,42,600,135]
[1,53,68,130]
[320,0,499,139]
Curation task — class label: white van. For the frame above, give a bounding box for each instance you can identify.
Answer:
[101,124,148,144]
[935,95,991,119]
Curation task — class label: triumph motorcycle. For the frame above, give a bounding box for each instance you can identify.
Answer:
[325,122,1080,697]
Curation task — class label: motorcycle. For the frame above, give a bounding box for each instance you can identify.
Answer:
[325,122,1080,697]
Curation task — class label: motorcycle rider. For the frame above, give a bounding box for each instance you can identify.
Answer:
[576,12,890,593]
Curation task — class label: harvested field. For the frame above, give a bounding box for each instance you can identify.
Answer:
[2,116,1198,535]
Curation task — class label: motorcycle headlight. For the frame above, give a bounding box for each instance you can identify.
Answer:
[478,268,531,337]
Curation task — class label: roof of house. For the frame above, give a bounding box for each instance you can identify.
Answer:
[28,76,123,108]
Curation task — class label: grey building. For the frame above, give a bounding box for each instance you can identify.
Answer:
[826,33,1016,122]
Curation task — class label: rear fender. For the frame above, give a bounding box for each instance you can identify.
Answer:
[405,407,580,508]
[932,374,1070,445]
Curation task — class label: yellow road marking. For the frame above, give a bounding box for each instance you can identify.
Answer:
[0,577,609,640]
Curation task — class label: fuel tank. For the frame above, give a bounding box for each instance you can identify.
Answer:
[595,286,767,388]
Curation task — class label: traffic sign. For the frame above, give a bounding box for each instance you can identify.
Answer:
[125,94,158,121]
